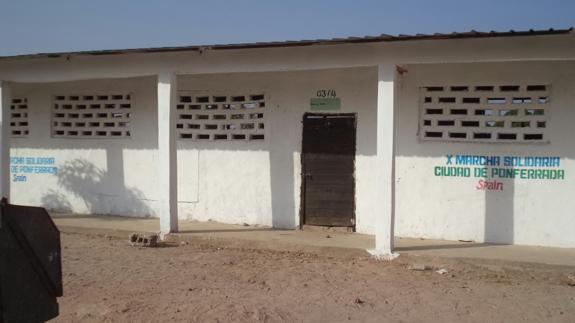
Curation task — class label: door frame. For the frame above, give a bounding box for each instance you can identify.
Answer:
[299,112,357,231]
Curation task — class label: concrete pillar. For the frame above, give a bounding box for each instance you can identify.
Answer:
[0,82,11,201]
[157,73,178,235]
[368,64,398,260]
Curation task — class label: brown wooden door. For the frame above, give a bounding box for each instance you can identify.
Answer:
[301,113,356,227]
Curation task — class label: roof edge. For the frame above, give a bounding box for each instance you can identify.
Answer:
[0,28,572,61]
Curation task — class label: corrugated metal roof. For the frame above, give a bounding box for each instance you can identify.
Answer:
[1,28,572,61]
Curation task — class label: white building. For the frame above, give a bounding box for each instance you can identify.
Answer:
[1,28,574,255]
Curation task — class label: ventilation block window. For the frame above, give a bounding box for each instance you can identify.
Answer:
[420,84,549,143]
[9,98,30,137]
[52,94,132,138]
[175,92,266,141]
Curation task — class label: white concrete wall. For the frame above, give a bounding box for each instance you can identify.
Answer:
[175,68,377,230]
[9,77,162,217]
[8,62,575,248]
[394,61,575,247]
[8,68,379,233]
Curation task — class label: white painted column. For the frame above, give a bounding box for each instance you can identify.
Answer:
[368,64,398,260]
[157,73,178,235]
[0,82,11,201]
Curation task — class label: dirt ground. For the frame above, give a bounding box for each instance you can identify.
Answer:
[52,231,575,323]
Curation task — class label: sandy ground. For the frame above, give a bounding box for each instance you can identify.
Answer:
[52,231,575,323]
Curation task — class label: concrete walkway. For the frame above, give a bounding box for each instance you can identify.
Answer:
[52,214,575,267]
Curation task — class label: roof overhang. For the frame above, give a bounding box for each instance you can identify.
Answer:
[1,28,572,61]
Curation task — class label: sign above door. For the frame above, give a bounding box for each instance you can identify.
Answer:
[310,98,341,111]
